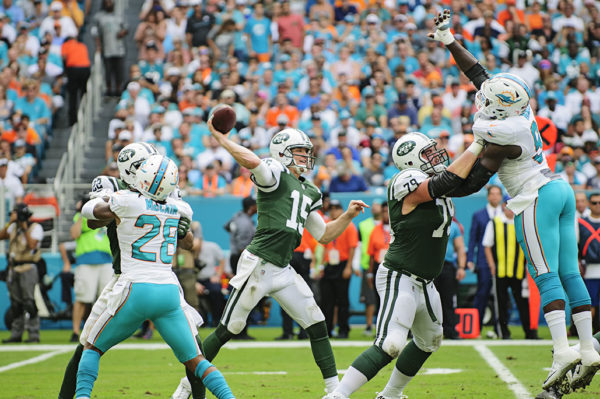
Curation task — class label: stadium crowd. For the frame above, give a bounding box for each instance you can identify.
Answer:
[104,0,600,198]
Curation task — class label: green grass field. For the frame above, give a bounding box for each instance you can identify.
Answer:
[1,327,600,399]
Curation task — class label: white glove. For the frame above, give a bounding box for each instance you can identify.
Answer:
[428,9,455,45]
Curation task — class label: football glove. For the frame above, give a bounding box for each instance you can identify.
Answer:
[428,9,455,45]
[178,216,191,239]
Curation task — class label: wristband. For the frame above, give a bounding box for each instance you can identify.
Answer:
[466,141,484,156]
[81,197,104,220]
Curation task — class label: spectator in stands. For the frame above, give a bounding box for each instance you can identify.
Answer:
[91,0,128,97]
[61,35,90,125]
[276,0,304,49]
[197,161,227,198]
[12,140,34,183]
[230,167,254,198]
[355,86,387,128]
[40,1,77,39]
[14,80,50,136]
[0,157,23,205]
[329,160,368,193]
[362,152,384,188]
[185,0,216,49]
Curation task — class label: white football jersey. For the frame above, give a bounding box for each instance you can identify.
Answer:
[109,190,193,284]
[473,106,554,214]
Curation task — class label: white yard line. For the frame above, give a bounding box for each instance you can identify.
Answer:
[473,344,532,399]
[224,371,287,375]
[0,349,71,373]
[0,339,557,352]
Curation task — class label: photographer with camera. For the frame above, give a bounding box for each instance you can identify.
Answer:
[1,203,43,343]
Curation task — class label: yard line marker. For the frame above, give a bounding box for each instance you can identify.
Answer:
[0,349,71,373]
[224,371,287,375]
[473,344,531,399]
[0,339,558,352]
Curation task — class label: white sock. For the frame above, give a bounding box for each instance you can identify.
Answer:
[337,367,368,397]
[544,310,569,353]
[572,311,594,351]
[324,376,339,393]
[380,366,412,397]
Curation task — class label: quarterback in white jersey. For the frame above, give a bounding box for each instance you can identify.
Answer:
[431,8,600,395]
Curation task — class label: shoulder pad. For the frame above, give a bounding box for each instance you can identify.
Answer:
[388,169,428,201]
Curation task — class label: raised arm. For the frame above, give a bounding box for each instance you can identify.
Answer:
[429,9,490,90]
[208,117,261,170]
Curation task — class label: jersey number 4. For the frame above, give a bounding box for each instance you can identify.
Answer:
[286,189,311,235]
[132,215,178,264]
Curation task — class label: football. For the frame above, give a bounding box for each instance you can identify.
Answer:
[211,104,236,134]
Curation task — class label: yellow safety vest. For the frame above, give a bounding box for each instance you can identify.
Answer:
[493,216,525,279]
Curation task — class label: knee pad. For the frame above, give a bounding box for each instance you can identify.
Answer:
[413,327,443,353]
[562,273,591,308]
[381,329,407,358]
[228,320,246,335]
[535,273,566,308]
[23,300,37,317]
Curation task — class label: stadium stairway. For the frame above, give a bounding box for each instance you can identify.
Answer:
[51,0,144,243]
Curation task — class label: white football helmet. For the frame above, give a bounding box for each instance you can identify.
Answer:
[117,142,159,186]
[269,128,316,174]
[475,73,531,119]
[134,154,179,201]
[392,132,448,175]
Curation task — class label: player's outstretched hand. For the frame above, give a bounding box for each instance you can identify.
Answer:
[346,200,369,218]
[427,9,455,45]
[208,116,231,141]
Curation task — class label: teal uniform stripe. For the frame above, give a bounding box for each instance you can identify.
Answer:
[149,158,169,195]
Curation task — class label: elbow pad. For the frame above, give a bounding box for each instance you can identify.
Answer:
[465,63,490,91]
[447,160,495,197]
[428,170,465,199]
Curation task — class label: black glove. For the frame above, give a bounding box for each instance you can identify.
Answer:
[178,216,191,239]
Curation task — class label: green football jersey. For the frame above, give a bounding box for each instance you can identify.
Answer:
[383,169,454,281]
[90,176,128,274]
[247,159,322,267]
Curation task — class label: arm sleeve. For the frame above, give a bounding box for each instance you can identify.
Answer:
[388,169,428,201]
[305,211,326,241]
[482,221,495,248]
[446,161,495,198]
[465,63,491,91]
[250,158,284,193]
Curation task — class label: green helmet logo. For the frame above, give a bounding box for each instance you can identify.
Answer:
[396,140,416,157]
[272,132,290,145]
[118,149,135,163]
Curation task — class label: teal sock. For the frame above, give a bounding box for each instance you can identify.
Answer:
[195,360,234,399]
[351,345,393,380]
[395,340,431,376]
[188,335,206,399]
[75,350,100,399]
[203,324,233,362]
[306,321,338,379]
[58,343,83,399]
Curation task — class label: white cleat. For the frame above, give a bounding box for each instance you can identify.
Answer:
[171,376,192,399]
[571,349,600,391]
[322,392,349,399]
[542,348,581,389]
[375,393,407,399]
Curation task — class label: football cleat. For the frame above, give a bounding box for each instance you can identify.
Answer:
[542,348,581,389]
[535,386,563,399]
[570,349,600,391]
[322,392,349,399]
[375,393,408,399]
[170,376,192,399]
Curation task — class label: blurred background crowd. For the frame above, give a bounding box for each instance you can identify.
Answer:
[97,0,600,198]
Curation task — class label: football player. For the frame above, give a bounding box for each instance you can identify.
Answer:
[196,117,367,395]
[323,132,485,399]
[430,9,600,393]
[57,143,202,399]
[76,155,234,399]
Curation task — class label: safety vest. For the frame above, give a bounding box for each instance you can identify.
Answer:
[231,176,254,197]
[202,174,219,197]
[492,216,525,279]
[9,223,41,264]
[358,217,376,270]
